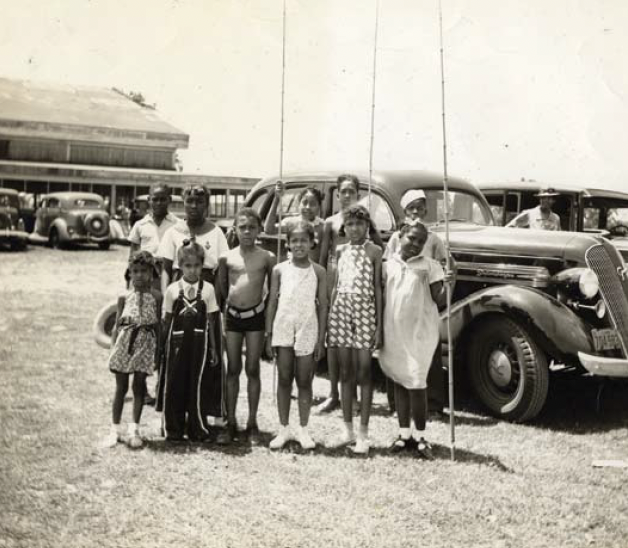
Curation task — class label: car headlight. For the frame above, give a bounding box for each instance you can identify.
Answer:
[579,269,599,299]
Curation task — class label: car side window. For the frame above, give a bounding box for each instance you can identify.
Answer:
[48,198,60,208]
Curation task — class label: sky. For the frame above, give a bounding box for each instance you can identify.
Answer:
[1,0,627,191]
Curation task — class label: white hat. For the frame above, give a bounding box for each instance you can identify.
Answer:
[400,189,426,210]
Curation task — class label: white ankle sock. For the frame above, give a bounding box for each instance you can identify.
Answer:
[128,423,139,435]
[412,430,425,442]
[399,427,411,440]
[344,422,354,436]
[358,425,368,439]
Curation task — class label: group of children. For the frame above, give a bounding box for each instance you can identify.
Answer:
[106,175,451,459]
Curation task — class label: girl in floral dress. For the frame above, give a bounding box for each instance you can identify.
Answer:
[104,251,161,449]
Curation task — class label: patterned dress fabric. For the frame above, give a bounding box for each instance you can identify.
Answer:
[272,262,319,356]
[327,243,376,349]
[108,290,158,375]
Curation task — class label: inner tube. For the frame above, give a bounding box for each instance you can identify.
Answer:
[93,300,117,349]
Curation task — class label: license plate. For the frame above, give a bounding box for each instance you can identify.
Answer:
[592,328,621,351]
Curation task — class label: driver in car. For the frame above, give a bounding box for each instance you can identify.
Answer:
[506,187,561,231]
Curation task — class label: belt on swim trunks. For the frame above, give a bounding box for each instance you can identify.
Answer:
[227,302,265,319]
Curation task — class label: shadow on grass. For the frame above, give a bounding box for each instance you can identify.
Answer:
[267,440,513,472]
[533,374,628,434]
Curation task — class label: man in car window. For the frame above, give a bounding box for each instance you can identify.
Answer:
[506,188,561,231]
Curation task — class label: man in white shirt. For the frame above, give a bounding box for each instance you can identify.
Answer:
[507,188,562,231]
[128,184,179,256]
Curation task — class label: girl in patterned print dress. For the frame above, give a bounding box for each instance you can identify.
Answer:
[265,222,328,450]
[327,205,383,455]
[105,252,161,449]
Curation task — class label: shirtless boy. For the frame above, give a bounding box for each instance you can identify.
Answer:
[317,174,383,413]
[216,208,276,444]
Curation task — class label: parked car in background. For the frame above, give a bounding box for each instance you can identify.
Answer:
[0,188,29,250]
[478,181,628,261]
[30,192,112,250]
[243,171,628,422]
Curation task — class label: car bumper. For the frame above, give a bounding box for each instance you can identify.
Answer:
[68,233,110,243]
[578,352,628,378]
[0,228,29,242]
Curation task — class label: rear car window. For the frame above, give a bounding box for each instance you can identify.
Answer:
[74,199,101,208]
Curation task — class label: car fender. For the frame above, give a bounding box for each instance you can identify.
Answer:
[442,285,594,361]
[49,218,70,241]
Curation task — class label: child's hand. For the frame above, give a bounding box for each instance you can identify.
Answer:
[374,328,383,350]
[314,342,326,362]
[444,269,455,285]
[264,335,274,361]
[275,180,285,196]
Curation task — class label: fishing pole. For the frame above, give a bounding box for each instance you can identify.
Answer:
[367,0,380,209]
[438,0,456,461]
[273,0,288,403]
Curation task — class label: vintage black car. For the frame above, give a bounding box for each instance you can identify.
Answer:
[479,181,628,261]
[244,171,628,422]
[30,192,112,250]
[0,188,29,250]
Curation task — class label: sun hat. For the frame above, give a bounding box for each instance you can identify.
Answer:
[400,189,427,210]
[535,187,560,198]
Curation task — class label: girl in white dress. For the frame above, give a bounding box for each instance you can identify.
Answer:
[378,221,448,459]
[265,222,328,450]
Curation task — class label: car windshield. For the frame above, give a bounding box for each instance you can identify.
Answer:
[74,199,101,208]
[0,194,19,209]
[422,189,493,226]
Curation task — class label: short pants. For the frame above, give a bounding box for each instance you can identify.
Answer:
[327,293,376,350]
[225,302,265,333]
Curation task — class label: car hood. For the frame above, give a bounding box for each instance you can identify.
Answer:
[433,224,603,264]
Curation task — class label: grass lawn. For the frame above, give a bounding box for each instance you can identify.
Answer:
[1,245,627,548]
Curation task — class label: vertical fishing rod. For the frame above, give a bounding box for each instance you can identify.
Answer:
[273,0,288,403]
[438,0,456,462]
[367,0,380,208]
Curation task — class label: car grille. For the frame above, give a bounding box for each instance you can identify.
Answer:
[585,242,628,357]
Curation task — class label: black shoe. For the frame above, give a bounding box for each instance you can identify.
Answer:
[246,424,261,446]
[416,438,435,460]
[216,423,239,445]
[389,436,410,454]
[144,394,156,406]
[165,435,187,444]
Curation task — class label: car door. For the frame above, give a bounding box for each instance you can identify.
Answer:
[41,197,60,234]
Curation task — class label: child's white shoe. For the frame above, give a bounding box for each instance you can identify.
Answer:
[352,437,370,455]
[269,427,292,450]
[126,423,143,449]
[296,427,316,450]
[332,428,356,448]
[102,425,123,448]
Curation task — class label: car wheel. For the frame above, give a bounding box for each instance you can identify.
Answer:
[93,300,117,349]
[98,241,111,251]
[49,228,62,249]
[469,316,548,422]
